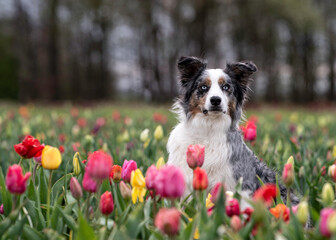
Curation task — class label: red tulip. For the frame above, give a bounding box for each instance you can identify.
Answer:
[210,182,226,203]
[226,198,240,217]
[121,160,137,182]
[145,165,159,190]
[6,164,31,194]
[320,208,335,237]
[155,208,181,236]
[109,165,122,183]
[100,191,114,215]
[82,170,97,193]
[70,177,83,200]
[152,113,167,124]
[14,135,44,159]
[186,144,205,169]
[253,184,277,207]
[241,120,257,141]
[86,151,113,180]
[58,145,65,154]
[154,165,185,198]
[269,204,290,222]
[192,167,208,190]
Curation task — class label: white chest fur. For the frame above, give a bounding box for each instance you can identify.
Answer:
[167,113,236,195]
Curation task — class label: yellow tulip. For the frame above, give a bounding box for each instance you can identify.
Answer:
[321,183,334,206]
[73,152,80,175]
[154,125,163,141]
[296,201,308,225]
[206,193,214,209]
[41,145,62,170]
[156,157,165,169]
[327,211,336,234]
[140,129,150,142]
[131,169,146,204]
[333,146,336,159]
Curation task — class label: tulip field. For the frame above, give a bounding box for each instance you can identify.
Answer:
[1,103,336,240]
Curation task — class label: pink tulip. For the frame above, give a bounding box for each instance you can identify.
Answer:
[70,177,83,200]
[320,208,334,237]
[154,165,185,198]
[86,151,113,180]
[119,181,132,200]
[230,215,242,232]
[145,165,159,190]
[155,208,181,236]
[282,163,294,187]
[6,164,31,194]
[0,204,4,214]
[226,198,240,217]
[121,160,137,182]
[186,144,205,169]
[82,170,97,193]
[100,191,114,215]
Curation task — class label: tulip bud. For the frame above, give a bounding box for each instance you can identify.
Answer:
[0,204,4,214]
[321,183,335,206]
[100,191,114,215]
[328,164,336,182]
[287,156,294,167]
[320,208,335,237]
[296,201,308,225]
[109,165,122,183]
[6,164,31,194]
[226,191,234,201]
[119,181,132,200]
[70,177,83,200]
[230,215,242,232]
[282,163,294,187]
[333,146,336,159]
[73,152,80,175]
[226,198,240,217]
[140,129,150,142]
[327,211,336,234]
[155,208,181,236]
[299,166,305,178]
[156,157,165,169]
[41,145,62,170]
[154,125,163,140]
[192,167,208,190]
[186,144,205,169]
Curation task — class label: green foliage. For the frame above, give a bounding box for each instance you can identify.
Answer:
[0,104,335,239]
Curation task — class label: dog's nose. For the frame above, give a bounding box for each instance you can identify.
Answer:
[210,96,221,106]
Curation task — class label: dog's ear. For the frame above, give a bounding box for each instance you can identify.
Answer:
[177,56,207,87]
[224,61,257,87]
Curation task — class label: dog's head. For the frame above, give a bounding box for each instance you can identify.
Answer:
[177,56,257,126]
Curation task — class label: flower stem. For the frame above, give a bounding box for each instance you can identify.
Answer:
[77,199,81,213]
[32,164,38,186]
[105,215,108,228]
[286,188,291,207]
[18,157,23,166]
[86,193,91,219]
[47,170,53,227]
[12,195,17,211]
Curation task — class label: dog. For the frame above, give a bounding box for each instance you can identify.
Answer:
[167,56,298,205]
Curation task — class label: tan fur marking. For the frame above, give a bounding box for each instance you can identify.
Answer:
[228,98,236,120]
[218,77,226,85]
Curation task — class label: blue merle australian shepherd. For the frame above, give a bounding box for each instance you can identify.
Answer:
[167,56,298,207]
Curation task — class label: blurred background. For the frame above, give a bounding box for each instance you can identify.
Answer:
[0,0,335,104]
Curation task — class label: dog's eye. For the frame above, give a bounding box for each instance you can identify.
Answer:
[199,85,209,91]
[222,84,230,91]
